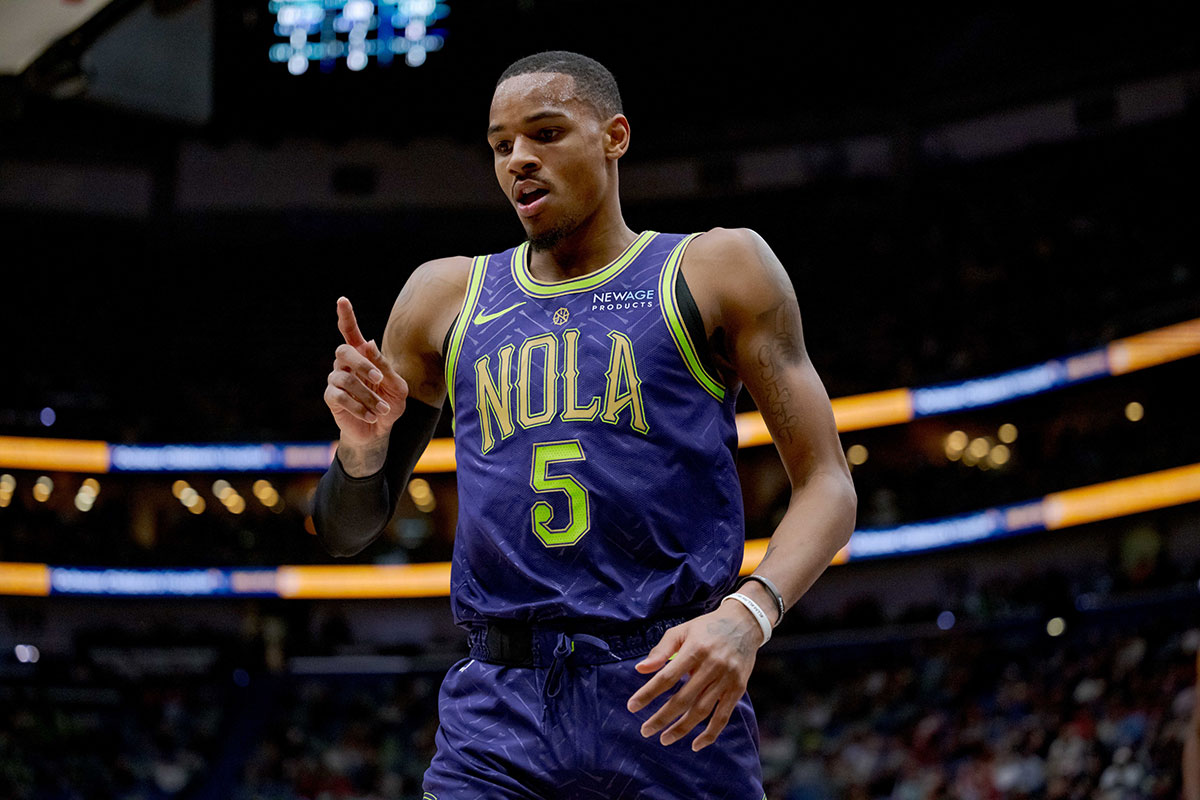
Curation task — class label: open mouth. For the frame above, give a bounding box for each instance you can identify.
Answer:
[516,187,549,209]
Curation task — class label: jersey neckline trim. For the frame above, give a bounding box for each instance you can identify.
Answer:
[510,230,658,298]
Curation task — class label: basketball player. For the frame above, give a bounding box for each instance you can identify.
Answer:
[313,51,857,799]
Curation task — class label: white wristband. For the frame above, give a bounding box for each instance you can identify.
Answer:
[722,592,772,646]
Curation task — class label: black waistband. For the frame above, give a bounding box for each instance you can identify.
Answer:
[466,612,696,668]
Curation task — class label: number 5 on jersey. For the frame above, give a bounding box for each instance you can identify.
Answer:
[530,440,590,547]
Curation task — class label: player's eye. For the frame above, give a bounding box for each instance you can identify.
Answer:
[536,128,561,141]
[492,140,512,155]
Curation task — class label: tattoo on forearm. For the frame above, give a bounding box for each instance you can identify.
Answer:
[707,616,752,657]
[758,541,778,569]
[339,438,389,476]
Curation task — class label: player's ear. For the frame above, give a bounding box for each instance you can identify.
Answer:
[603,114,630,160]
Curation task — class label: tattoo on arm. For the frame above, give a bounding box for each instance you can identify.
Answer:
[754,300,805,444]
[707,615,752,656]
[338,436,389,477]
[757,541,779,570]
[764,297,804,364]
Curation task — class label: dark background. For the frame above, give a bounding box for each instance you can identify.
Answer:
[1,2,1199,799]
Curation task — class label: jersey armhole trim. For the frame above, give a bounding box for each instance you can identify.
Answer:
[440,313,458,360]
[443,254,489,417]
[674,269,724,389]
[658,233,726,401]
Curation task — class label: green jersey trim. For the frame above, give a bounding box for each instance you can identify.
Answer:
[658,233,726,401]
[444,254,490,416]
[511,230,658,298]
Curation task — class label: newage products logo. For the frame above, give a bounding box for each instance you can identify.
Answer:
[592,289,655,311]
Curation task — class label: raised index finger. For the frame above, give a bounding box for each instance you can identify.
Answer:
[336,296,368,348]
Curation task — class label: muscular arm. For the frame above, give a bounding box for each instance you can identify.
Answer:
[629,228,856,751]
[312,257,470,557]
[691,227,857,614]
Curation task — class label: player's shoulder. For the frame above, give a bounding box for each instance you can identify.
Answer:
[384,256,473,350]
[681,226,772,289]
[394,255,473,310]
[684,227,769,265]
[679,227,794,326]
[408,255,474,291]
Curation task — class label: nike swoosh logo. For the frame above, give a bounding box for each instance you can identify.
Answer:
[473,301,526,325]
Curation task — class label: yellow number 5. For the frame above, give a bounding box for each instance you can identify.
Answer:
[530,440,590,547]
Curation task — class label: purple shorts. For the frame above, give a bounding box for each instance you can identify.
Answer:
[422,628,764,800]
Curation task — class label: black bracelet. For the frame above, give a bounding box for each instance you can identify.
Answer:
[735,574,786,627]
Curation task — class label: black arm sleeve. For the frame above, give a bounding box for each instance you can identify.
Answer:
[311,398,443,558]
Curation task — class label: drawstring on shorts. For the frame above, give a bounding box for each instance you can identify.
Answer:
[543,632,612,701]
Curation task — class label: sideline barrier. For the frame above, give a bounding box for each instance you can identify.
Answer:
[3,461,1198,598]
[1,318,1198,474]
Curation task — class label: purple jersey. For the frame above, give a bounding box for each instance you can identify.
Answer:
[444,231,745,624]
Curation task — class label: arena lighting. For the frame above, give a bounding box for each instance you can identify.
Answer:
[846,444,868,466]
[1046,617,1067,637]
[1125,401,1145,422]
[2,317,1199,474]
[216,482,246,513]
[0,473,13,508]
[936,611,956,630]
[252,479,284,510]
[408,477,436,512]
[998,423,1018,443]
[14,644,40,664]
[76,478,99,511]
[1,461,1197,599]
[33,476,53,503]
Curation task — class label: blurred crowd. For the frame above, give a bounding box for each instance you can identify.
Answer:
[0,681,228,800]
[754,618,1194,800]
[2,552,1197,800]
[235,675,440,800]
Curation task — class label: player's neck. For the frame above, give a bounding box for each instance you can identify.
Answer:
[528,206,637,282]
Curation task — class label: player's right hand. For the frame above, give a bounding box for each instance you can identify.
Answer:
[324,296,408,447]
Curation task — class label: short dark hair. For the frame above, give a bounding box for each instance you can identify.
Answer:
[496,51,623,119]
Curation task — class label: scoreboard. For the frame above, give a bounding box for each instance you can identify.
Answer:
[267,0,449,74]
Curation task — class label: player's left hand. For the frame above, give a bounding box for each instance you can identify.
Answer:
[626,601,763,751]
